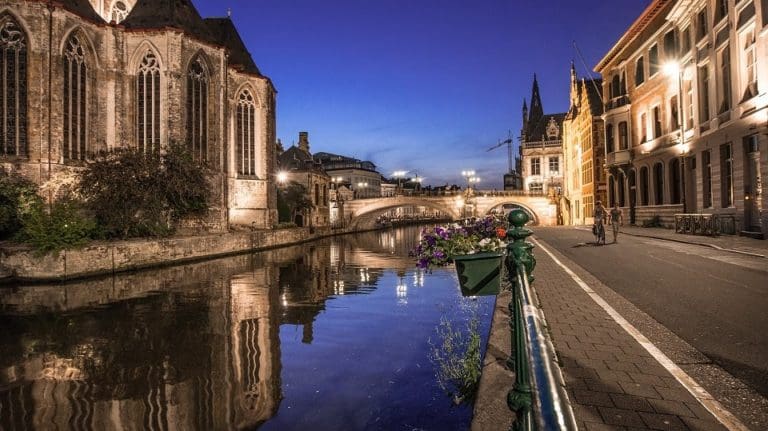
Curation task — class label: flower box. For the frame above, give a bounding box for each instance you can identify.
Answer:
[452,251,504,297]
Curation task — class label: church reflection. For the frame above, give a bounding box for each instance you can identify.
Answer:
[0,227,422,430]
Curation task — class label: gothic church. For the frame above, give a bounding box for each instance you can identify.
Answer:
[0,0,277,229]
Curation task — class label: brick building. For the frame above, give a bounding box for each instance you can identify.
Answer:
[276,132,331,228]
[0,0,277,230]
[563,64,606,225]
[596,0,767,237]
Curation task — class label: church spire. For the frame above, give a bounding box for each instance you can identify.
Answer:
[528,74,544,126]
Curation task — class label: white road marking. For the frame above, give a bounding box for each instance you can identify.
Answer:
[531,237,749,431]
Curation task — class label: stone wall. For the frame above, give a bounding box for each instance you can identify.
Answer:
[0,227,327,282]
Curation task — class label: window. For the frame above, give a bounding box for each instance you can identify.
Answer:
[664,30,677,57]
[640,113,647,142]
[584,196,593,219]
[530,157,541,175]
[608,176,615,207]
[606,124,614,153]
[635,56,645,85]
[715,0,728,23]
[670,95,679,130]
[640,166,649,206]
[618,172,626,207]
[685,79,694,129]
[137,51,161,153]
[697,8,708,40]
[653,163,664,205]
[549,156,559,174]
[529,182,543,193]
[681,26,691,54]
[698,65,710,122]
[670,158,681,204]
[314,183,320,205]
[582,160,592,185]
[611,75,621,98]
[63,35,87,161]
[742,28,757,100]
[186,56,208,161]
[110,1,129,23]
[720,143,733,207]
[0,16,27,157]
[702,150,712,207]
[649,44,659,76]
[236,90,257,176]
[653,106,662,138]
[618,122,628,150]
[717,46,731,114]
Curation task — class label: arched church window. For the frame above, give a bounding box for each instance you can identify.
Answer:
[0,17,28,157]
[63,35,88,161]
[137,51,160,153]
[186,56,208,160]
[110,1,129,24]
[236,90,257,176]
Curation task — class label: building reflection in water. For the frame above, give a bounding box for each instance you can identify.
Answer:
[0,226,430,430]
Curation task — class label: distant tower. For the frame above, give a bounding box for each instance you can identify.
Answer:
[521,98,528,141]
[527,73,544,133]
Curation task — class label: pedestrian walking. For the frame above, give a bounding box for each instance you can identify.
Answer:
[593,201,607,245]
[609,203,623,243]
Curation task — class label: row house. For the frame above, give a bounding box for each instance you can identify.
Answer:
[596,0,767,237]
[563,63,606,225]
[0,0,277,230]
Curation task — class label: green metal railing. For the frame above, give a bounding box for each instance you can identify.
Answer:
[505,209,578,431]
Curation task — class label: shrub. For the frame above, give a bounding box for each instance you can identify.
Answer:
[78,144,211,239]
[429,307,483,405]
[17,198,98,255]
[0,169,39,240]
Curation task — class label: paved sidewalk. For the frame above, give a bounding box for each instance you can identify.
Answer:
[600,225,767,258]
[473,239,746,431]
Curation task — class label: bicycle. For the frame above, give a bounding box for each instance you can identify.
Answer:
[593,222,606,245]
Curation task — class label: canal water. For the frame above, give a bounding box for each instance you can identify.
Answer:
[0,226,496,431]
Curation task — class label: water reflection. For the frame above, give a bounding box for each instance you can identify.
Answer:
[0,226,492,431]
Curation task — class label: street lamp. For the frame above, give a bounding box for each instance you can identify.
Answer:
[277,171,288,185]
[664,60,688,213]
[393,170,408,194]
[356,181,368,199]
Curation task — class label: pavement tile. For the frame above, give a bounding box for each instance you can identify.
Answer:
[598,407,647,428]
[564,376,589,389]
[584,422,627,431]
[618,381,662,399]
[680,417,728,431]
[585,378,626,394]
[647,398,696,417]
[605,360,641,373]
[573,404,605,424]
[638,412,689,430]
[587,350,620,361]
[609,393,655,412]
[572,389,616,407]
[653,386,698,403]
[628,372,666,386]
[576,358,608,370]
[681,402,717,420]
[567,367,600,379]
[595,369,632,382]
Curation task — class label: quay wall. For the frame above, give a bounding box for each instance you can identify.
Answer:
[0,226,345,283]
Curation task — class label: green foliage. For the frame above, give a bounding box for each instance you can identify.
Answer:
[429,304,483,405]
[277,181,314,223]
[0,169,39,240]
[642,214,662,228]
[78,144,211,239]
[275,222,298,229]
[17,198,98,255]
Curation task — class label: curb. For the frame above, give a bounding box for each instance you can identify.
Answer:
[621,231,767,259]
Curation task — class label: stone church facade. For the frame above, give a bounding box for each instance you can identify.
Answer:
[0,0,277,230]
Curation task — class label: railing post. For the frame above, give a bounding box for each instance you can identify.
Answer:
[505,209,536,431]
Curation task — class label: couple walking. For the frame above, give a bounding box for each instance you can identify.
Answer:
[593,201,623,245]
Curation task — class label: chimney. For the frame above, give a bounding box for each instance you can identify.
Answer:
[298,132,310,153]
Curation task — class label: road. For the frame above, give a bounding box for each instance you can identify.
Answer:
[533,226,768,399]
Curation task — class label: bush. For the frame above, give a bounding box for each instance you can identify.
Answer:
[0,169,39,240]
[17,198,98,255]
[79,144,211,239]
[429,305,483,405]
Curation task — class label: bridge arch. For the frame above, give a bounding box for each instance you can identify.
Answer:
[347,200,460,230]
[479,200,541,225]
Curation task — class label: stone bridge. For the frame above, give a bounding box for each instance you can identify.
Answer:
[343,191,556,228]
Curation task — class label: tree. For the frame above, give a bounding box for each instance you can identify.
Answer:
[277,181,314,226]
[78,144,211,239]
[0,169,40,240]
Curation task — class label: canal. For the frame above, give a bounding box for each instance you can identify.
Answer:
[0,226,495,430]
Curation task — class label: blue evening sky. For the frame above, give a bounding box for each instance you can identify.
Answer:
[194,0,649,188]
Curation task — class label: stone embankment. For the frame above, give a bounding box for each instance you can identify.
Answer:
[0,226,347,283]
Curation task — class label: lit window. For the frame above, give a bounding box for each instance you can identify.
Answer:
[237,90,257,176]
[63,35,88,161]
[110,1,128,23]
[530,157,541,175]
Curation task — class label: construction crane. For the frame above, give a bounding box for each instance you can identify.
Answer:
[487,131,515,174]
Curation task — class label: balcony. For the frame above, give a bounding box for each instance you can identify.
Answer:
[604,95,630,112]
[605,149,631,167]
[522,139,562,149]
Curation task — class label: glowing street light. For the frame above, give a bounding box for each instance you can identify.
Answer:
[277,171,288,184]
[664,59,689,213]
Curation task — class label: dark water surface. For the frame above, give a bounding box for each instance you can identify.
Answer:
[0,227,495,431]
